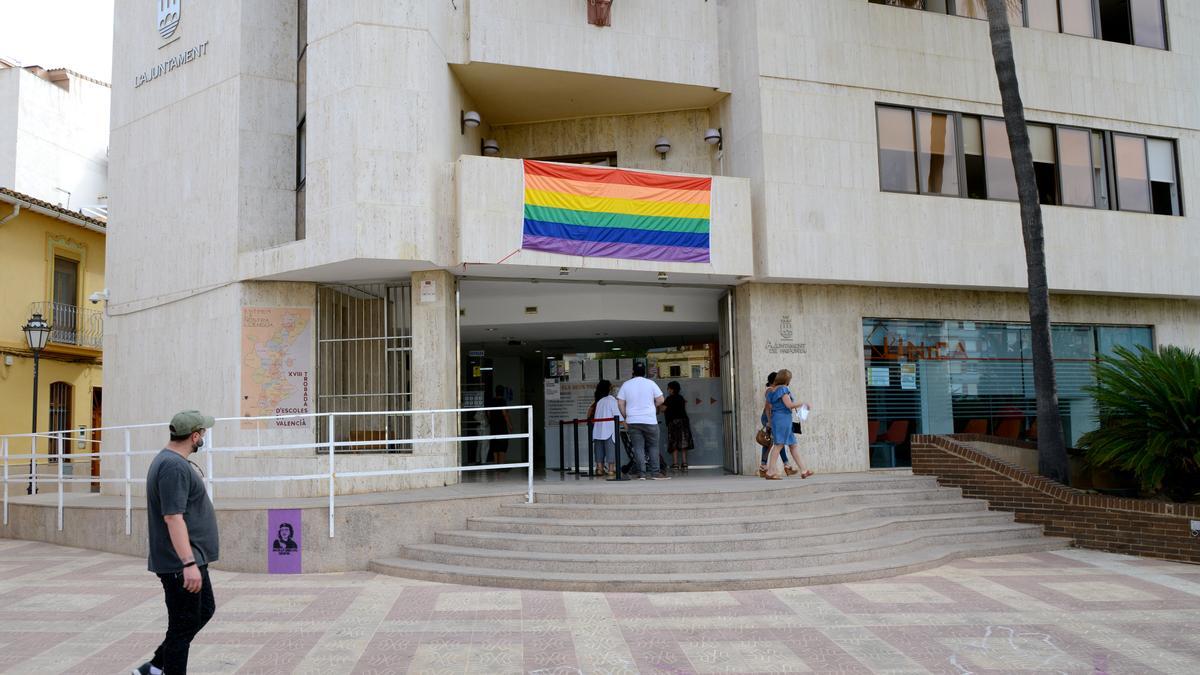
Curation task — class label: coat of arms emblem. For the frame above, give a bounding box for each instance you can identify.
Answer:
[158,0,181,40]
[780,315,794,341]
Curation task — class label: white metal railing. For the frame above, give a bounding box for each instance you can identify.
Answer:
[1,406,534,538]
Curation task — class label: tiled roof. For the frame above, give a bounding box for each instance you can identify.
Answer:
[0,187,107,229]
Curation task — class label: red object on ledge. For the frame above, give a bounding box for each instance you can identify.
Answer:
[588,0,613,27]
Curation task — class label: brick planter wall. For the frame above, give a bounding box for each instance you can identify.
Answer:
[912,434,1200,564]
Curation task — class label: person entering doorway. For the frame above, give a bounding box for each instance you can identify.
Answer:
[485,385,512,465]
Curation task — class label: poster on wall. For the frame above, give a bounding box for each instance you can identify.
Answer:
[267,508,302,574]
[900,363,917,390]
[868,367,890,387]
[544,379,561,401]
[241,307,314,428]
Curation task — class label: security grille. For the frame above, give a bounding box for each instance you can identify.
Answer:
[316,283,412,451]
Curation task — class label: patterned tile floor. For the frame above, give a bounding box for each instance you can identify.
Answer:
[2,539,1199,674]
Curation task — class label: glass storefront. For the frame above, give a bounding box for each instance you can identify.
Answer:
[863,318,1152,468]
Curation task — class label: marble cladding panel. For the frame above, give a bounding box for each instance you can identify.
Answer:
[469,0,719,87]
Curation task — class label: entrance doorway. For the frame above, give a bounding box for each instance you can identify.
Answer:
[458,279,735,475]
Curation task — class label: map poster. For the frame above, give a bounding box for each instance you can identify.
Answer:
[241,307,315,428]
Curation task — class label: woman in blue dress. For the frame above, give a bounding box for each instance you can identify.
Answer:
[764,369,813,480]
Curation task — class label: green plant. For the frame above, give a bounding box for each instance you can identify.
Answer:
[1078,345,1200,502]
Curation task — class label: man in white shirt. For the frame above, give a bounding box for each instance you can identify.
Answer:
[617,363,669,480]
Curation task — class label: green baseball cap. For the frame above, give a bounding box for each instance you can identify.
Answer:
[169,410,215,436]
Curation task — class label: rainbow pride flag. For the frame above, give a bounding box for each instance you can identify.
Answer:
[522,160,712,263]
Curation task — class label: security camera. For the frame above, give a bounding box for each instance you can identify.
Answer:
[88,288,109,304]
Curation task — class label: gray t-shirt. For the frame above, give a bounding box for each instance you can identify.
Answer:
[146,448,220,573]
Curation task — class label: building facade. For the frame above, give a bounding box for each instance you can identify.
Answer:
[0,188,107,488]
[0,60,110,213]
[106,1,1199,497]
[0,60,109,487]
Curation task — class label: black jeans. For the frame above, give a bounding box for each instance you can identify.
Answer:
[152,565,216,674]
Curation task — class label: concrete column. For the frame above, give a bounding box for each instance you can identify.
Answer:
[733,283,872,475]
[410,270,459,477]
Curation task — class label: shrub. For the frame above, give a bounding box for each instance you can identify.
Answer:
[1078,345,1200,502]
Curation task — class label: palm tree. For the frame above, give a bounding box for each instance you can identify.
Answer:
[983,0,1069,484]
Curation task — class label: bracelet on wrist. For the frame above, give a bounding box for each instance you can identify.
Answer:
[182,560,197,568]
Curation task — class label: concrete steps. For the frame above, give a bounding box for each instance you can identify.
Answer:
[370,474,1070,591]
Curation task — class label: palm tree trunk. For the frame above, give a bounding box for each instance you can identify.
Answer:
[984,0,1069,484]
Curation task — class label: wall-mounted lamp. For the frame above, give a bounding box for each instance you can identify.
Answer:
[558,267,570,276]
[657,271,668,281]
[481,138,500,156]
[461,110,481,134]
[654,136,671,159]
[704,127,722,150]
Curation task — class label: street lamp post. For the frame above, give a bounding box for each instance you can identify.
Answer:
[22,313,51,495]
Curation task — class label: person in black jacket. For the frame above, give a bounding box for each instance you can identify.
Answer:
[664,381,694,473]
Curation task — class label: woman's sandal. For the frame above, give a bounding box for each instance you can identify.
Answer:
[758,466,767,477]
[681,463,688,473]
[800,470,814,479]
[765,474,782,480]
[785,465,799,476]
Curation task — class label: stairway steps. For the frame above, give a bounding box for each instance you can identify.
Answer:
[501,486,962,520]
[371,536,1073,592]
[404,524,1044,574]
[468,498,988,537]
[436,510,1018,554]
[537,474,939,505]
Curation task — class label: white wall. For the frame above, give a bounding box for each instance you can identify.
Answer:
[748,1,1200,297]
[460,280,721,329]
[0,67,109,206]
[0,68,17,189]
[468,0,720,87]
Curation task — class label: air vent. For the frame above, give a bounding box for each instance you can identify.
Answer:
[525,306,538,315]
[663,305,675,313]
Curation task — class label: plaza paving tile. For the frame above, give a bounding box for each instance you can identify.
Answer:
[1,539,1198,673]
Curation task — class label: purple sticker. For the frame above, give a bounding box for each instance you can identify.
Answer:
[268,508,302,574]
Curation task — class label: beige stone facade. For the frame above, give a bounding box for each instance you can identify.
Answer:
[105,1,1200,495]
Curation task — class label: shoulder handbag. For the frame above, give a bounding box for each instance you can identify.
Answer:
[791,404,805,435]
[755,425,773,447]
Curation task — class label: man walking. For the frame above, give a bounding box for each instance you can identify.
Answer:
[617,364,670,480]
[133,410,219,675]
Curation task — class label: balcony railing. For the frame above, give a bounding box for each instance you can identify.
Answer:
[29,301,103,350]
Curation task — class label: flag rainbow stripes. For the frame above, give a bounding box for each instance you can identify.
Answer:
[522,160,712,263]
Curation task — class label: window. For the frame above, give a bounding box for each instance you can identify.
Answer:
[1026,0,1060,31]
[868,0,1016,21]
[916,111,960,196]
[528,152,618,167]
[875,105,1182,215]
[864,318,1153,467]
[1147,138,1180,215]
[983,118,1018,200]
[1099,0,1167,49]
[1060,0,1096,36]
[962,116,987,199]
[1092,131,1111,209]
[1056,127,1095,207]
[52,256,79,343]
[877,107,918,193]
[49,382,73,462]
[296,0,307,240]
[1029,124,1058,205]
[1113,134,1151,212]
[872,1,1168,49]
